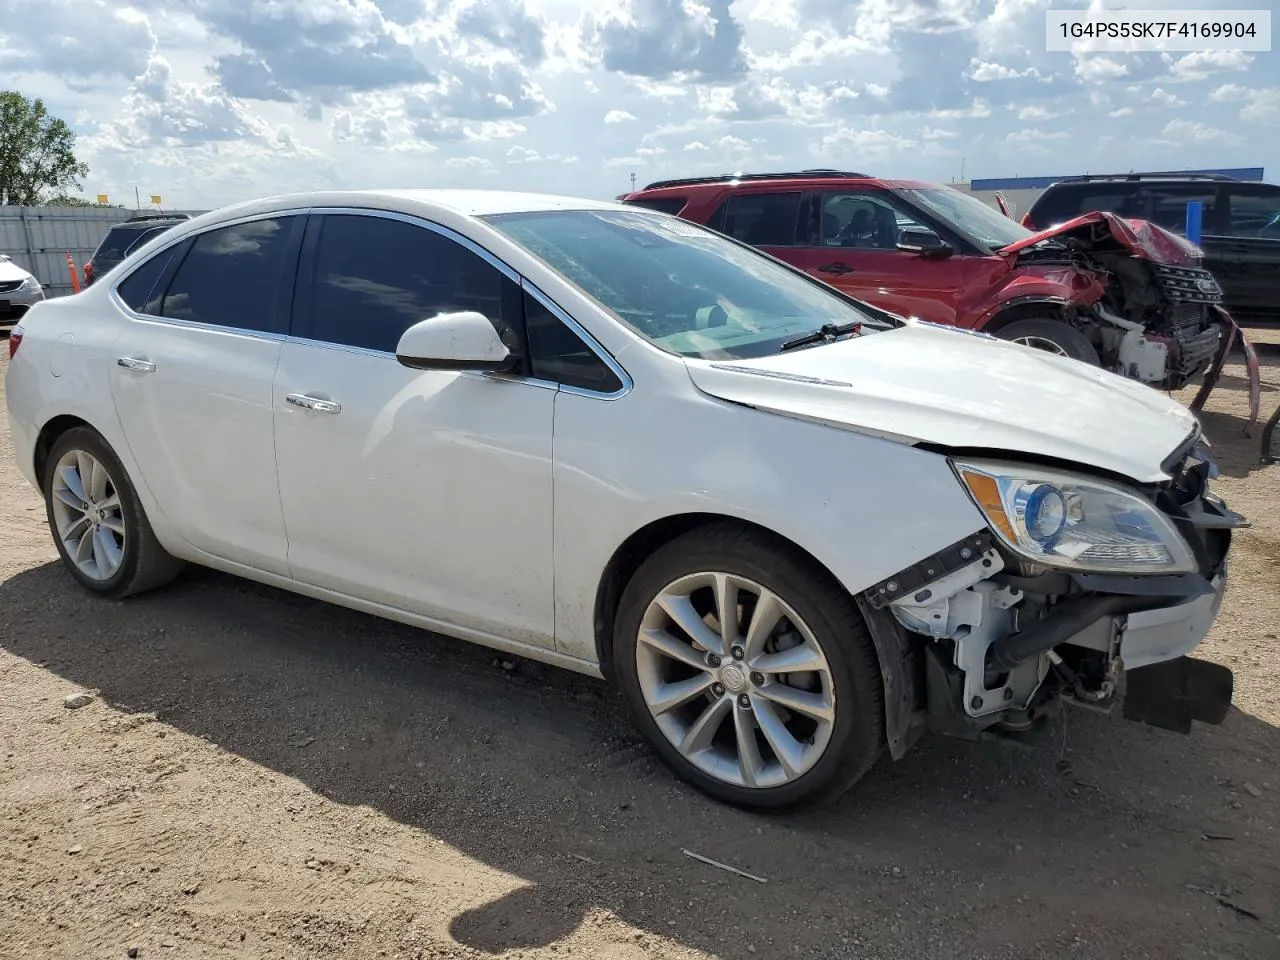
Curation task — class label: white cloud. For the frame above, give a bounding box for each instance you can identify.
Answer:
[9,0,1273,209]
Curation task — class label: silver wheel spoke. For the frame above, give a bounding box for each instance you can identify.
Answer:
[59,514,92,542]
[93,526,123,577]
[679,695,731,755]
[86,456,109,502]
[649,674,715,715]
[97,494,121,514]
[656,592,724,656]
[733,706,764,788]
[752,698,806,779]
[743,589,784,659]
[750,642,826,675]
[59,464,87,503]
[636,570,836,791]
[713,573,740,650]
[100,515,126,536]
[758,682,834,723]
[639,627,711,671]
[53,487,85,511]
[73,529,96,568]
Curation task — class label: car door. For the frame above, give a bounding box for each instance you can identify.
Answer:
[783,189,965,324]
[107,213,305,576]
[273,210,557,647]
[1218,183,1280,319]
[1135,182,1235,297]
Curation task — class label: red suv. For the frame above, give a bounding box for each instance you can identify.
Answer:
[620,170,1229,391]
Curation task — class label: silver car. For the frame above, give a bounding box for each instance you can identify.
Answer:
[0,255,45,331]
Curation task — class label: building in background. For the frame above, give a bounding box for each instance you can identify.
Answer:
[952,168,1266,218]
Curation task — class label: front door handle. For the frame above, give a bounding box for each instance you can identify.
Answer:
[286,393,342,414]
[117,357,156,372]
[817,263,853,275]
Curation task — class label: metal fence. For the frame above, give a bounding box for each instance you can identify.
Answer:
[0,206,207,298]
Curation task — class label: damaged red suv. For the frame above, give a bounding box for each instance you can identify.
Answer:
[620,171,1227,390]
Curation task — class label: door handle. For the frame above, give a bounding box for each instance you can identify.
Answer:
[817,263,853,275]
[117,357,156,372]
[286,393,342,414]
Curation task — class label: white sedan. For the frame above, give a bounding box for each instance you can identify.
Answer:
[4,189,1244,809]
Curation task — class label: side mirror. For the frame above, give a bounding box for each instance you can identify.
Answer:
[897,228,953,259]
[395,311,519,372]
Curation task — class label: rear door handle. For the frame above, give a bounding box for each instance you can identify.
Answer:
[117,357,156,373]
[817,263,853,275]
[286,393,342,414]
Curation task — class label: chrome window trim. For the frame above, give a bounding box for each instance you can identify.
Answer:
[519,277,633,401]
[108,204,633,401]
[108,207,313,333]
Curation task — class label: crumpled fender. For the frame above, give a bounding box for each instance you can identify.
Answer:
[967,267,1106,330]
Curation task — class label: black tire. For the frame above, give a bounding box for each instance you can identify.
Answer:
[42,425,185,599]
[994,317,1100,365]
[612,522,885,811]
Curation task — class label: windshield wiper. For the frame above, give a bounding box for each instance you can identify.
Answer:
[780,321,862,352]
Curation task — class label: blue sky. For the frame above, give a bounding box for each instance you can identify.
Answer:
[1,0,1277,209]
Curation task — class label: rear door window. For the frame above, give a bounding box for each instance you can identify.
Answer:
[158,216,301,333]
[1139,185,1221,233]
[709,192,805,246]
[1224,187,1280,239]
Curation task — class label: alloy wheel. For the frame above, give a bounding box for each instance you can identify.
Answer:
[1010,335,1069,356]
[49,449,126,581]
[635,572,836,789]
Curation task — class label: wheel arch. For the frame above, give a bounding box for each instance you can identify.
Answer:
[33,414,95,484]
[980,296,1079,334]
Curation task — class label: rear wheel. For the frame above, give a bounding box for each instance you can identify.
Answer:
[612,523,885,810]
[42,426,185,598]
[995,317,1100,365]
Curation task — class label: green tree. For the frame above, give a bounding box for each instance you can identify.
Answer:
[0,91,91,206]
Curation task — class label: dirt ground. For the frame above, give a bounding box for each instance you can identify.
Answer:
[1,333,1278,960]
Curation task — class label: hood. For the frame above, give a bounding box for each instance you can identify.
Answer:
[997,211,1203,267]
[684,321,1198,484]
[0,256,34,284]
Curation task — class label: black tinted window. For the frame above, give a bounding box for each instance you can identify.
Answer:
[711,192,804,246]
[1226,188,1280,239]
[625,197,687,215]
[116,247,178,313]
[525,291,623,393]
[160,217,296,332]
[303,214,522,354]
[123,226,169,257]
[92,226,143,262]
[1141,187,1218,232]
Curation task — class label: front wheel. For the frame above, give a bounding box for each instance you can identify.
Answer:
[994,317,1101,365]
[612,523,885,810]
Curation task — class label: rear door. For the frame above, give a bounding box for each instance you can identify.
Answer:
[706,189,809,265]
[1134,182,1234,300]
[783,188,965,324]
[1218,183,1280,319]
[107,213,305,575]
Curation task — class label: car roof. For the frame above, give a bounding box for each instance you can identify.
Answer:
[628,174,938,196]
[218,189,624,220]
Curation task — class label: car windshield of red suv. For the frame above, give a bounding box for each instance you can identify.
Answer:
[486,208,894,360]
[899,186,1034,251]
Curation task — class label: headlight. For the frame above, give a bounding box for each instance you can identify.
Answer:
[953,460,1196,574]
[18,275,40,293]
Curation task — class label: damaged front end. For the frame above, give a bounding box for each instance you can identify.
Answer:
[1000,213,1236,391]
[858,438,1246,760]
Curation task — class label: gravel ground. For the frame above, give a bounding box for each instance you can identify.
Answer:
[1,333,1278,960]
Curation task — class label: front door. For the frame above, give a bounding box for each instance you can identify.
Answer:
[786,189,965,324]
[272,211,556,647]
[107,214,304,576]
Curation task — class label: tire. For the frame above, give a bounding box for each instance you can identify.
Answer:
[612,522,885,810]
[42,425,185,599]
[994,317,1100,365]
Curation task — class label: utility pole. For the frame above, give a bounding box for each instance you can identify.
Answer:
[630,172,636,193]
[134,186,141,211]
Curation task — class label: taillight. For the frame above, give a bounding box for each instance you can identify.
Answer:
[1020,213,1035,229]
[7,327,22,359]
[83,262,94,286]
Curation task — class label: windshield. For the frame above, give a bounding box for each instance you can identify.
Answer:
[899,187,1033,251]
[483,209,892,361]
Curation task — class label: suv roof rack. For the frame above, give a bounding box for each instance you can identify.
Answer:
[641,169,872,191]
[1056,171,1240,184]
[123,213,192,223]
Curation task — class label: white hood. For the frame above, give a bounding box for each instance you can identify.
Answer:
[0,256,34,284]
[684,322,1199,484]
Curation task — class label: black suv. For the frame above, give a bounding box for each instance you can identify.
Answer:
[1023,173,1280,323]
[83,214,192,287]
